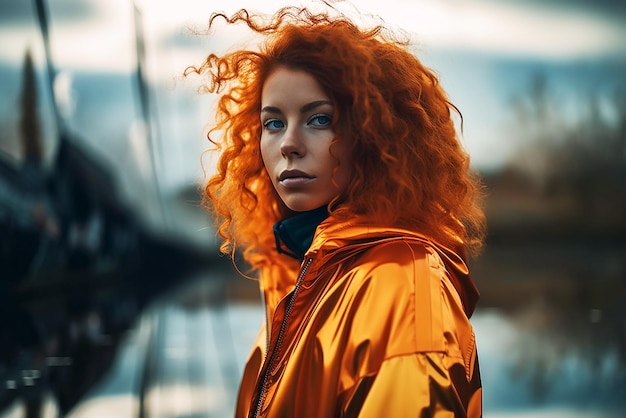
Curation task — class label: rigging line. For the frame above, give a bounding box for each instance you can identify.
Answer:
[33,0,64,135]
[137,307,162,418]
[132,1,169,226]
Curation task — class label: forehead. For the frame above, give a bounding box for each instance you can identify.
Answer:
[261,67,329,105]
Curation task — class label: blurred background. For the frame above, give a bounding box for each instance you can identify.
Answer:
[0,0,624,417]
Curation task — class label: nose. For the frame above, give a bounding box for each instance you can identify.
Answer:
[280,126,305,158]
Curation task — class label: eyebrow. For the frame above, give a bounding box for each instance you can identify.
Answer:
[261,100,333,115]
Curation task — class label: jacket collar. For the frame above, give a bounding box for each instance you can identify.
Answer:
[305,214,480,317]
[273,206,330,261]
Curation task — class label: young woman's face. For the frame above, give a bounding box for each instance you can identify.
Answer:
[260,67,353,212]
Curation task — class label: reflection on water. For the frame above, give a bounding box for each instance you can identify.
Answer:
[475,308,625,417]
[2,275,624,418]
[64,299,259,418]
[56,286,623,418]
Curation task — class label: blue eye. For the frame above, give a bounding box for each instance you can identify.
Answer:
[263,119,284,130]
[308,114,332,127]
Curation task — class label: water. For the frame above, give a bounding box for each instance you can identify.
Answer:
[3,292,624,417]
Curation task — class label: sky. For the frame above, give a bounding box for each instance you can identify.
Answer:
[0,0,625,231]
[2,0,625,70]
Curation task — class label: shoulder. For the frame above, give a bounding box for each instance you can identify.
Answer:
[350,237,445,294]
[336,238,470,354]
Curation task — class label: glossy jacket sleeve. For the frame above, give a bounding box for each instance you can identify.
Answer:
[337,241,482,417]
[343,352,481,417]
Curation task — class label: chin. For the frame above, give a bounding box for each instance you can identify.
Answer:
[283,199,327,213]
[285,204,320,213]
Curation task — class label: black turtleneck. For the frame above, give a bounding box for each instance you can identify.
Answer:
[273,206,329,260]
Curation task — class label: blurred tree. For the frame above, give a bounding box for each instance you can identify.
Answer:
[475,72,626,408]
[507,73,626,233]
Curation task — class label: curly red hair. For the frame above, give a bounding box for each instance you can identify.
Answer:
[185,6,486,272]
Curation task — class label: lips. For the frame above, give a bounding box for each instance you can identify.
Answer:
[278,169,314,187]
[279,169,313,181]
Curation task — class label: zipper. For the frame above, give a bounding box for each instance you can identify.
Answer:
[250,257,313,418]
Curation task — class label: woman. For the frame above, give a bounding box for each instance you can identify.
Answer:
[187,5,486,417]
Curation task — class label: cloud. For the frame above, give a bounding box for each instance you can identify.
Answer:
[356,0,626,60]
[0,0,136,71]
[0,1,34,25]
[0,0,101,26]
[1,0,624,74]
[507,0,626,21]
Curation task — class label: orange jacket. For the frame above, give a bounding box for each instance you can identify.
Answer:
[236,216,482,418]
